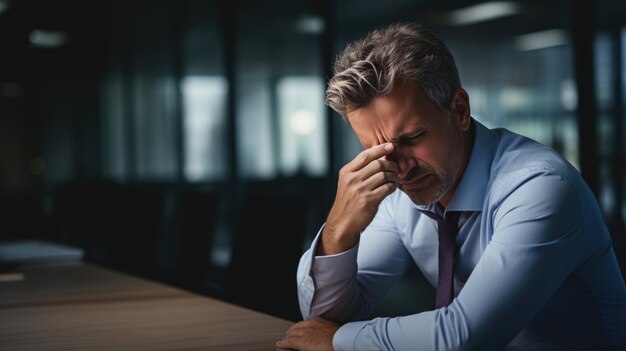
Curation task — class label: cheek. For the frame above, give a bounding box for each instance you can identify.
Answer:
[407,143,441,170]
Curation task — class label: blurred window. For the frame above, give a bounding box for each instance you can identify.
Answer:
[101,67,127,180]
[182,76,228,181]
[594,0,626,223]
[182,0,228,181]
[236,0,327,179]
[277,77,327,176]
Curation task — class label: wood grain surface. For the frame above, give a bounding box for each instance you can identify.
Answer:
[0,263,294,350]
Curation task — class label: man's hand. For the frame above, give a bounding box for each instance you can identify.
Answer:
[276,317,340,351]
[319,143,399,255]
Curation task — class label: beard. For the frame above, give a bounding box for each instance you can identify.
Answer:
[398,163,454,206]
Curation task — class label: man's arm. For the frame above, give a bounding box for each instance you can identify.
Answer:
[279,191,413,351]
[334,172,584,350]
[278,143,402,350]
[298,199,413,322]
[299,142,405,320]
[318,142,399,256]
[282,172,586,351]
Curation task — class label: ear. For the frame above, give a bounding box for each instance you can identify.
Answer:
[451,88,471,131]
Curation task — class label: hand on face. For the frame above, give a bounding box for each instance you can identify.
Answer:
[319,143,399,255]
[276,317,340,351]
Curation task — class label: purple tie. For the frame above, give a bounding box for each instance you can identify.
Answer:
[422,205,461,308]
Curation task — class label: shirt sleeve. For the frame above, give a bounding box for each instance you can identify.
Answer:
[331,172,585,350]
[296,225,361,319]
[297,196,413,323]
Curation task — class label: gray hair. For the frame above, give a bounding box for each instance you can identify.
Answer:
[326,23,461,122]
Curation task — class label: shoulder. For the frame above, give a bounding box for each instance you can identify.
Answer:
[487,129,581,202]
[481,129,598,240]
[485,129,593,225]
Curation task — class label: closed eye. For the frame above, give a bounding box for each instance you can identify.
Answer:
[399,132,425,145]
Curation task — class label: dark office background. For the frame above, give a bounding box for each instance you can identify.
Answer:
[1,0,625,322]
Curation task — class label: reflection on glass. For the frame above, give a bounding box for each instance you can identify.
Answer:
[134,75,178,180]
[237,79,276,179]
[613,26,626,221]
[277,77,327,177]
[182,76,228,181]
[457,40,576,169]
[595,32,615,214]
[101,67,127,179]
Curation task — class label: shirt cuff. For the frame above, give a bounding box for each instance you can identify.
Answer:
[312,242,359,285]
[333,321,368,351]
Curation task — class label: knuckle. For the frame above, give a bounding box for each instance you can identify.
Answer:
[282,336,294,347]
[375,172,389,183]
[385,182,397,192]
[338,166,348,177]
[345,173,357,186]
[355,177,366,187]
[356,198,369,210]
[358,152,371,165]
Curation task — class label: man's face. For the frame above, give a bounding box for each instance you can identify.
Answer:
[347,80,471,206]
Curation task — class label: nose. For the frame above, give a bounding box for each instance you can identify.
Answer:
[387,147,417,180]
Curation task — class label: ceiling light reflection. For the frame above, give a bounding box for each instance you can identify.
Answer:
[29,30,68,48]
[0,1,9,16]
[447,1,521,26]
[514,29,568,51]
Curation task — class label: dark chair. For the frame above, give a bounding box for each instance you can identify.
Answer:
[0,190,44,242]
[226,187,309,322]
[50,180,121,249]
[52,181,222,291]
[165,187,219,292]
[105,183,166,278]
[51,181,166,279]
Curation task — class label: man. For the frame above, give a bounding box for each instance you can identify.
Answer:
[276,23,626,350]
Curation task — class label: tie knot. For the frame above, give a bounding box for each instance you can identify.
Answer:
[420,205,460,226]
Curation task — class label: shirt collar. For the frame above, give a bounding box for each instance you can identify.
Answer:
[414,118,496,213]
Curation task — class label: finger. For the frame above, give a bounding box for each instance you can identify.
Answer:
[346,143,395,172]
[358,158,399,181]
[276,334,307,350]
[285,323,300,334]
[283,327,307,338]
[369,181,398,200]
[276,336,295,350]
[361,170,400,191]
[283,322,315,341]
[285,319,313,334]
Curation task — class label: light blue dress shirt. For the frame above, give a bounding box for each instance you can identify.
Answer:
[297,119,626,350]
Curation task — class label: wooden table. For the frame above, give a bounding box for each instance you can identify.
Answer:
[0,262,294,350]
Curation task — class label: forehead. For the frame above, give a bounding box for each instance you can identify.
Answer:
[347,81,438,145]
